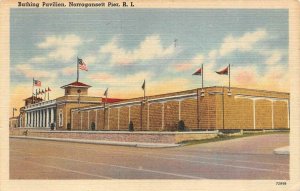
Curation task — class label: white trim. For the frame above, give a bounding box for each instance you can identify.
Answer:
[149,93,197,104]
[162,103,165,130]
[235,94,288,102]
[46,109,49,127]
[80,112,82,130]
[287,100,290,129]
[253,100,256,129]
[178,100,181,121]
[107,107,110,130]
[71,111,73,130]
[87,111,90,130]
[56,100,101,105]
[147,103,150,130]
[128,106,131,123]
[95,110,98,130]
[117,108,120,130]
[271,100,274,129]
[59,109,63,128]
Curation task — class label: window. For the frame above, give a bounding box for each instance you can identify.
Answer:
[59,109,63,127]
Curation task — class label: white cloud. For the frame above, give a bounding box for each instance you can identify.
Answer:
[61,66,76,76]
[89,71,153,86]
[100,35,176,65]
[15,64,54,78]
[173,54,204,72]
[219,29,267,56]
[83,54,97,65]
[37,34,82,49]
[29,56,48,64]
[30,34,83,63]
[230,65,289,92]
[263,50,284,65]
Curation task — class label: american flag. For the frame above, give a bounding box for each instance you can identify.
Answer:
[78,58,88,71]
[33,79,41,86]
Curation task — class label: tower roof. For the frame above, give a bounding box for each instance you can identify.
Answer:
[61,81,91,89]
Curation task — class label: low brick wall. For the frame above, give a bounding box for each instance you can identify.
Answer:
[10,128,218,144]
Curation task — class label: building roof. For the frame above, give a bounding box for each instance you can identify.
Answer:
[102,98,125,103]
[23,96,43,101]
[61,81,91,89]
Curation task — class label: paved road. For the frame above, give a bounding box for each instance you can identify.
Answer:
[10,133,289,179]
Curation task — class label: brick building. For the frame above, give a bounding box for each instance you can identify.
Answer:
[14,81,102,129]
[70,86,289,131]
[10,79,289,131]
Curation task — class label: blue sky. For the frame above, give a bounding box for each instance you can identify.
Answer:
[10,9,288,110]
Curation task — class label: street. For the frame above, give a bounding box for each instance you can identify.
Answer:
[10,133,289,179]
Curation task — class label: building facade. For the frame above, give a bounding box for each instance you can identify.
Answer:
[13,81,102,129]
[71,86,289,131]
[10,81,290,131]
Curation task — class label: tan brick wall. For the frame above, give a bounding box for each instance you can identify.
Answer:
[72,111,80,130]
[65,87,88,96]
[222,96,254,129]
[119,107,129,130]
[130,105,142,131]
[69,86,289,131]
[81,111,89,130]
[96,109,105,130]
[274,101,288,128]
[255,99,272,129]
[149,103,162,131]
[89,110,96,129]
[141,103,148,131]
[164,101,179,131]
[9,118,18,128]
[181,98,198,130]
[108,107,119,130]
[199,94,216,130]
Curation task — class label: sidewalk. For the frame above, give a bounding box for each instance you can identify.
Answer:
[10,136,181,148]
[273,146,289,155]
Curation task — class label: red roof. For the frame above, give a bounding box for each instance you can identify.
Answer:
[61,81,91,89]
[102,98,125,103]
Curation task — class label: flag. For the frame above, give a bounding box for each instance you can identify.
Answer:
[48,87,51,91]
[192,68,202,75]
[142,80,145,90]
[45,88,48,93]
[13,108,17,111]
[78,58,88,71]
[216,66,229,75]
[41,89,45,94]
[33,79,41,86]
[38,89,41,95]
[104,88,108,97]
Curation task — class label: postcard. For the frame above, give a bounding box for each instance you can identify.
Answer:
[1,0,300,191]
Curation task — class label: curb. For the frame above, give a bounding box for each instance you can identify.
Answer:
[9,136,181,148]
[273,146,289,155]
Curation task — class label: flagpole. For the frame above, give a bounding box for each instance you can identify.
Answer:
[105,89,108,130]
[229,64,231,93]
[44,89,46,100]
[201,64,203,89]
[77,57,79,82]
[144,79,146,100]
[32,78,34,103]
[48,89,49,100]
